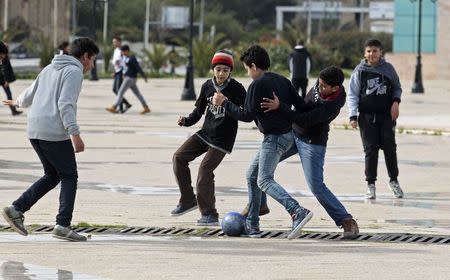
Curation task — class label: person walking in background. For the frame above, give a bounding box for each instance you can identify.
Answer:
[106,45,150,114]
[289,40,311,98]
[348,38,404,200]
[0,41,22,116]
[111,36,132,113]
[1,38,99,242]
[171,50,246,226]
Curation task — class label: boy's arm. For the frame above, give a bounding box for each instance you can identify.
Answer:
[15,77,40,108]
[347,71,360,126]
[58,70,83,137]
[182,85,207,127]
[390,65,402,121]
[218,83,259,122]
[134,57,148,81]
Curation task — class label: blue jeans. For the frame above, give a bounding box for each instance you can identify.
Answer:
[246,131,304,226]
[260,135,352,226]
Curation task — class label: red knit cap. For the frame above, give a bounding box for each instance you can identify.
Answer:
[211,50,234,71]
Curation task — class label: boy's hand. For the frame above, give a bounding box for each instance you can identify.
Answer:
[213,92,227,106]
[350,120,358,129]
[261,92,279,113]
[177,116,185,126]
[391,101,399,121]
[4,81,8,88]
[3,100,16,107]
[71,134,85,153]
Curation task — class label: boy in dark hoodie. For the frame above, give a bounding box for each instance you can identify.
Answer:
[254,66,359,239]
[348,39,404,200]
[171,50,246,226]
[288,40,312,98]
[0,42,22,115]
[2,38,99,242]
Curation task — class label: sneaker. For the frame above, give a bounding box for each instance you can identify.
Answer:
[341,218,359,240]
[140,105,151,114]
[52,225,87,242]
[170,200,198,216]
[1,206,28,236]
[197,215,219,226]
[287,208,313,240]
[242,221,262,238]
[365,183,376,199]
[388,180,404,198]
[106,106,118,113]
[122,103,132,114]
[12,110,23,116]
[240,203,270,217]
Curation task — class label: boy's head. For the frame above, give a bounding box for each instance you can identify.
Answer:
[120,45,130,56]
[318,66,344,96]
[211,50,233,85]
[363,38,383,66]
[69,37,99,73]
[0,41,8,62]
[240,45,270,80]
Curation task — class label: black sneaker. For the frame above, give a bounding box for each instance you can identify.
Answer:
[1,205,28,236]
[197,215,219,226]
[52,225,87,242]
[122,103,132,114]
[287,208,313,240]
[170,200,198,216]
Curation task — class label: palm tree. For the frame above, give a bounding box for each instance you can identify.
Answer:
[141,43,170,75]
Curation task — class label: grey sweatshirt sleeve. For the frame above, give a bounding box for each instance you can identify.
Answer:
[16,78,40,108]
[389,64,402,102]
[348,71,360,120]
[58,70,83,136]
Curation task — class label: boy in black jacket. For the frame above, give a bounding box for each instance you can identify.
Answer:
[106,45,150,114]
[171,50,246,226]
[0,42,22,115]
[348,39,403,200]
[213,45,313,239]
[258,66,359,239]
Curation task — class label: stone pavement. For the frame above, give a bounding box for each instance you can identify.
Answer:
[0,78,449,279]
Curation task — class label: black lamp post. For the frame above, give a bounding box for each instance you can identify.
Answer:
[410,0,436,94]
[181,0,196,101]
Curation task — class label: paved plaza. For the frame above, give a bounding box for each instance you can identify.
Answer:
[0,78,449,279]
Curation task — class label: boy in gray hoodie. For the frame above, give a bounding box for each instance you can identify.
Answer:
[348,38,404,200]
[1,38,99,242]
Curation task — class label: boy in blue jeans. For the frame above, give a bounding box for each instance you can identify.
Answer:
[213,45,313,239]
[1,38,99,242]
[255,66,359,239]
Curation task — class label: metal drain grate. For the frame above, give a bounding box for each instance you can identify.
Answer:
[1,224,449,245]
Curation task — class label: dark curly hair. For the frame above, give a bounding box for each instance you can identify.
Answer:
[240,45,270,70]
[319,65,344,87]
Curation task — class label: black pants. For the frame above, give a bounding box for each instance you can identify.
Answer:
[358,113,399,184]
[2,84,19,114]
[112,72,130,111]
[13,139,78,227]
[291,77,308,98]
[172,135,226,218]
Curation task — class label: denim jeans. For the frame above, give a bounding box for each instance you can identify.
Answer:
[246,131,303,226]
[13,139,78,227]
[259,136,352,226]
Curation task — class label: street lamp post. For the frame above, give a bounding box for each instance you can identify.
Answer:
[411,0,424,93]
[181,0,196,101]
[89,0,100,80]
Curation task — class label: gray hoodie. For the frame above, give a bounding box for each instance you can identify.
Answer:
[17,55,84,141]
[348,58,402,119]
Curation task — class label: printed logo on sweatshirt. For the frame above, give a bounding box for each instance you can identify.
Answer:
[365,77,387,96]
[206,96,225,119]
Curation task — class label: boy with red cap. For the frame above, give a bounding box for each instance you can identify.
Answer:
[171,50,246,226]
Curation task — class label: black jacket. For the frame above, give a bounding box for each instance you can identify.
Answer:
[279,82,346,146]
[0,56,16,85]
[289,46,311,79]
[123,55,147,79]
[223,72,304,135]
[183,78,246,153]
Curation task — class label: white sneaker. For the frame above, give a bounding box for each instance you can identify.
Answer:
[389,180,404,198]
[365,183,376,199]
